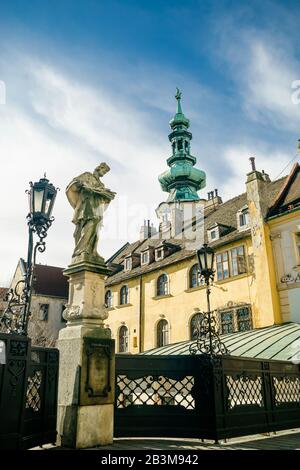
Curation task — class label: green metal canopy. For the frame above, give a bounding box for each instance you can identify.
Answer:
[142,323,300,362]
[158,89,206,202]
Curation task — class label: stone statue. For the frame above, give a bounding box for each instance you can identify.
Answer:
[66,163,115,263]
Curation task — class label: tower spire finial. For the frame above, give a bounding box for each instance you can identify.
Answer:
[158,90,206,202]
[175,87,182,114]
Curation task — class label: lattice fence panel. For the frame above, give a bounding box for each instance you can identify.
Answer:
[226,374,263,409]
[273,376,300,405]
[116,374,195,409]
[26,370,42,412]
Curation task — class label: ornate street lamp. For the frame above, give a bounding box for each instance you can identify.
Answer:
[189,243,229,356]
[0,176,58,335]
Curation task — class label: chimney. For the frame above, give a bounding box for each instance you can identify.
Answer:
[245,158,281,326]
[139,220,157,241]
[204,189,223,214]
[249,157,256,172]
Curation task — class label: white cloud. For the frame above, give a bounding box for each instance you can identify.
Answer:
[221,145,291,200]
[0,36,298,287]
[0,51,173,285]
[242,41,300,130]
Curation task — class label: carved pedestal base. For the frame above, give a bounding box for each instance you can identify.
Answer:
[63,260,110,327]
[56,261,115,449]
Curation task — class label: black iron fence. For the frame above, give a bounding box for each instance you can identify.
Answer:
[0,332,59,449]
[115,354,300,441]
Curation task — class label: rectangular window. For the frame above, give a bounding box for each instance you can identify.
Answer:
[141,251,149,265]
[155,248,164,260]
[39,304,49,321]
[237,307,251,331]
[221,310,234,334]
[219,305,252,335]
[211,230,217,239]
[231,246,247,276]
[239,212,249,227]
[216,251,229,280]
[124,257,132,271]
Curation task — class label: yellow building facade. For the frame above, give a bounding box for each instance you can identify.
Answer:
[104,163,294,353]
[104,95,299,354]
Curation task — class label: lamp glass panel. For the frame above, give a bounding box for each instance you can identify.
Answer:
[198,251,205,272]
[45,191,54,217]
[206,251,214,271]
[34,188,44,213]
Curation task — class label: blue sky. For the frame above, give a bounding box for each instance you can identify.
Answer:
[0,0,300,285]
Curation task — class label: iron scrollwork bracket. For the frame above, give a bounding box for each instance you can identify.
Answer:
[0,215,54,335]
[189,309,230,356]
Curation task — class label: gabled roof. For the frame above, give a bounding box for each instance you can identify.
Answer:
[268,163,300,217]
[105,176,286,286]
[32,264,68,298]
[18,260,68,298]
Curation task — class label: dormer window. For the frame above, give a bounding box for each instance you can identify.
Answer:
[210,230,217,240]
[141,250,150,265]
[155,247,164,261]
[124,257,132,271]
[208,222,233,241]
[207,224,219,242]
[237,206,249,230]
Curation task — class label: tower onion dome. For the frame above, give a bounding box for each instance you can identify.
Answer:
[158,88,206,202]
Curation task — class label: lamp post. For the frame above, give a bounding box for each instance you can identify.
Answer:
[197,243,215,354]
[0,176,58,335]
[189,243,229,356]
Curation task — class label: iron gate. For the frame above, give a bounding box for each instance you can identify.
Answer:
[114,354,300,440]
[0,332,59,449]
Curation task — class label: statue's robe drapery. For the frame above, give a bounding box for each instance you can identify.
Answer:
[66,172,114,259]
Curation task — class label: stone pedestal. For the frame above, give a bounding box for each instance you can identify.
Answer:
[56,260,115,449]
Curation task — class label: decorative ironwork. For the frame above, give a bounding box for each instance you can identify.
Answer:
[226,373,263,410]
[0,216,54,336]
[115,354,300,440]
[116,374,195,409]
[273,376,300,405]
[26,370,42,412]
[189,244,230,357]
[189,309,229,356]
[10,340,27,356]
[0,336,59,449]
[8,360,26,396]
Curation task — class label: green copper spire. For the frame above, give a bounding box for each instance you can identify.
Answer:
[158,90,206,202]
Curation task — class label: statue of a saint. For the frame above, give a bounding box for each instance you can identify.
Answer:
[66,163,115,263]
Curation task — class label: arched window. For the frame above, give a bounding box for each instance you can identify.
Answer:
[119,326,129,352]
[105,290,112,308]
[157,319,169,347]
[189,264,202,288]
[120,285,129,305]
[157,274,168,296]
[190,313,202,340]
